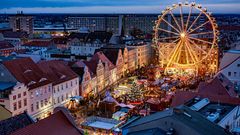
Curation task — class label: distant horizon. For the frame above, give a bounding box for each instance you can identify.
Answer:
[1,13,240,15]
[1,0,240,14]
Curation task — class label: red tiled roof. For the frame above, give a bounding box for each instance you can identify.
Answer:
[3,58,51,90]
[0,41,14,50]
[95,49,120,65]
[171,73,239,107]
[37,60,78,85]
[83,60,98,75]
[198,74,237,97]
[83,52,115,75]
[11,111,83,135]
[91,52,115,70]
[22,41,53,47]
[171,91,240,107]
[171,91,198,107]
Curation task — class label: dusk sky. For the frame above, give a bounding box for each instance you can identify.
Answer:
[1,0,240,14]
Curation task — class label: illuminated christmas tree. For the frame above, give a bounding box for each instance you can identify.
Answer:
[126,82,143,102]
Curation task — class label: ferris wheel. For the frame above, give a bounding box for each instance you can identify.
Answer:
[153,2,219,74]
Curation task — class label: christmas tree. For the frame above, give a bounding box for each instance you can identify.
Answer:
[126,82,143,102]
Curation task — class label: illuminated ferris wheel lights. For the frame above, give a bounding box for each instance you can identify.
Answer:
[203,8,207,12]
[154,2,219,75]
[172,4,177,8]
[166,6,171,10]
[180,33,186,38]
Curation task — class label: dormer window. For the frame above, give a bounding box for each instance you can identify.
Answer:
[39,78,47,82]
[24,69,32,73]
[60,75,66,79]
[28,81,36,86]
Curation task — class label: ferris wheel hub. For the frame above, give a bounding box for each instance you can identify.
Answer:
[180,32,186,38]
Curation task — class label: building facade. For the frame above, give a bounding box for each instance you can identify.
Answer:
[9,13,33,35]
[0,58,79,120]
[127,43,152,69]
[220,50,240,91]
[70,38,104,56]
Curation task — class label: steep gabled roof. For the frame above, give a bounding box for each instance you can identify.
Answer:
[83,52,115,76]
[220,50,240,71]
[37,60,78,85]
[171,73,239,107]
[91,52,115,70]
[3,58,51,90]
[0,112,34,135]
[11,111,83,135]
[95,49,120,65]
[83,60,98,75]
[198,73,237,97]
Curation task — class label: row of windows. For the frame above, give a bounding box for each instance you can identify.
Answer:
[31,98,51,112]
[228,71,240,77]
[53,80,77,93]
[13,98,27,111]
[54,90,78,105]
[13,91,27,100]
[54,94,69,105]
[30,86,51,99]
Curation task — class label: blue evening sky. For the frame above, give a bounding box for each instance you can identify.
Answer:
[0,0,240,13]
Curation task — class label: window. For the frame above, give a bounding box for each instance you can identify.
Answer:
[31,104,34,112]
[48,86,51,92]
[57,97,60,103]
[18,101,21,109]
[41,100,43,107]
[57,86,60,92]
[30,92,34,99]
[24,99,27,106]
[36,91,39,97]
[23,92,26,96]
[40,90,43,95]
[66,83,68,88]
[61,85,63,90]
[36,102,39,109]
[13,95,16,100]
[61,95,64,101]
[13,103,17,111]
[228,72,231,76]
[18,93,21,98]
[234,72,237,77]
[71,81,73,87]
[45,99,48,105]
[237,64,240,67]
